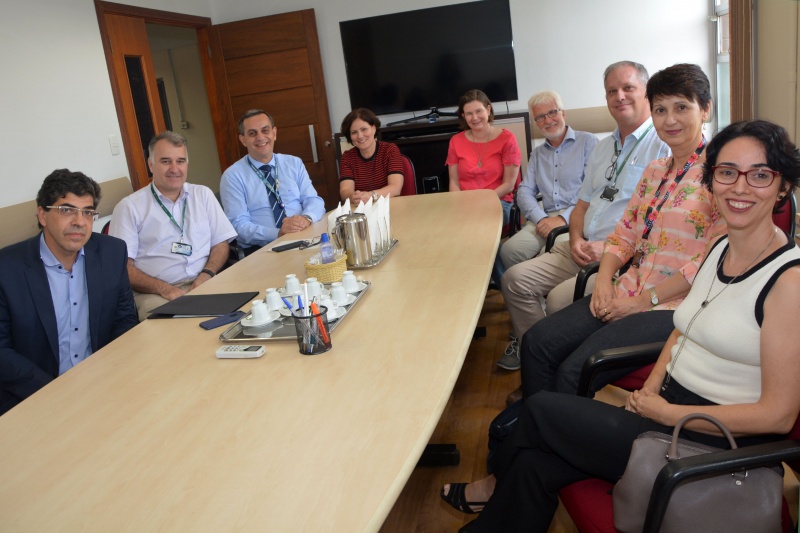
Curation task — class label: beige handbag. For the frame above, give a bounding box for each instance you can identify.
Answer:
[613,413,784,533]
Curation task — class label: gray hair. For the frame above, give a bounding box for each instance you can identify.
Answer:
[528,91,565,113]
[148,131,188,163]
[603,61,649,87]
[237,109,275,135]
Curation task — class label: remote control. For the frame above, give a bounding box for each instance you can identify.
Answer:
[216,345,265,359]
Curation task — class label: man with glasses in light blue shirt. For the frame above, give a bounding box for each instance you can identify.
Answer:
[220,109,326,254]
[0,170,138,415]
[498,91,599,272]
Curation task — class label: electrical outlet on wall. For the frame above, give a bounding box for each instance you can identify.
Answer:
[108,135,120,155]
[180,121,190,129]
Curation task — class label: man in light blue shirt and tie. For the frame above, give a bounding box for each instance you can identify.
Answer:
[220,109,326,254]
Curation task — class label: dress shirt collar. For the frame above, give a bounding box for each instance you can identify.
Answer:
[612,117,654,145]
[544,125,577,150]
[39,233,85,269]
[247,154,277,171]
[152,182,189,204]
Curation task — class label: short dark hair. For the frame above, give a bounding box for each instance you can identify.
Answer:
[36,169,102,228]
[701,120,800,211]
[340,108,381,139]
[148,131,188,163]
[646,63,711,111]
[457,89,494,130]
[237,109,275,135]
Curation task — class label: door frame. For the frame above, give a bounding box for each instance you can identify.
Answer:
[94,0,226,190]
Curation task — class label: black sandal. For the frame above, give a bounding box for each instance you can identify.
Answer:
[440,483,487,514]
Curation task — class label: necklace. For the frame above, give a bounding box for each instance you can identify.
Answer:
[471,125,492,168]
[662,227,778,391]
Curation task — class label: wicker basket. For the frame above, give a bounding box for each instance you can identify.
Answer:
[304,253,348,283]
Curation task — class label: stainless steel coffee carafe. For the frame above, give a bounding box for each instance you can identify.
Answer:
[331,213,372,267]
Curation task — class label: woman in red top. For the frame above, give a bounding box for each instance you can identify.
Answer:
[339,108,404,204]
[446,89,521,226]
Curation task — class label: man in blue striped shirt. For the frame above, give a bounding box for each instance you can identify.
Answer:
[498,91,599,270]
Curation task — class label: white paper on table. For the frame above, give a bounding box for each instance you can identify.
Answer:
[354,200,365,214]
[343,198,351,214]
[365,205,379,253]
[385,194,391,243]
[327,205,341,237]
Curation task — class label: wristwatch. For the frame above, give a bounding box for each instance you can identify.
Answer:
[649,288,659,306]
[302,215,313,224]
[372,191,379,202]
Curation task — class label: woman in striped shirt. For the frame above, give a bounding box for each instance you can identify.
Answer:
[339,108,404,204]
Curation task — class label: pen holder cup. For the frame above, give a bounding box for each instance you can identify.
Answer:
[292,307,333,355]
[304,253,347,283]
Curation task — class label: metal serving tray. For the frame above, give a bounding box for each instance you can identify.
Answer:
[219,281,371,342]
[350,239,398,270]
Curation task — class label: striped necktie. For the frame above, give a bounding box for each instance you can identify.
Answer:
[260,164,285,227]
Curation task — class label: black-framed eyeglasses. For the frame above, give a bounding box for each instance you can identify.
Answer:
[533,109,561,123]
[605,148,621,181]
[45,205,99,221]
[711,166,781,188]
[299,236,322,250]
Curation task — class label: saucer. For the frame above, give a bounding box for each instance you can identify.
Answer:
[278,306,293,317]
[345,281,368,294]
[241,311,280,327]
[336,294,358,306]
[325,307,346,320]
[277,287,299,297]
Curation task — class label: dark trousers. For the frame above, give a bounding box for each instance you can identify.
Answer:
[464,389,780,533]
[520,296,676,397]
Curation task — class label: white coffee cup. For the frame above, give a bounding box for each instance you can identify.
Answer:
[330,282,348,305]
[265,288,283,311]
[342,271,359,293]
[285,274,300,295]
[306,277,323,302]
[250,299,270,323]
[319,297,339,320]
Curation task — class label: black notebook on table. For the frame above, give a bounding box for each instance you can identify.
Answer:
[146,292,258,319]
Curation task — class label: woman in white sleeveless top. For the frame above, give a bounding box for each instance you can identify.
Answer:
[441,119,800,532]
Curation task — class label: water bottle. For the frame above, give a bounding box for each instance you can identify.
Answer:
[319,233,335,264]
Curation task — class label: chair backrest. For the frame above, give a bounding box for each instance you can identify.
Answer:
[772,193,796,240]
[400,155,417,196]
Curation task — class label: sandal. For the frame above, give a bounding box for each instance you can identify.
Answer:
[440,483,487,514]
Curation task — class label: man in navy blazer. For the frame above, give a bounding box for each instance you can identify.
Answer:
[0,169,138,415]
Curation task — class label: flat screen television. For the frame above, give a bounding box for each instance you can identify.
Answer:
[340,0,518,116]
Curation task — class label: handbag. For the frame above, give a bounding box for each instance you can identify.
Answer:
[613,413,784,533]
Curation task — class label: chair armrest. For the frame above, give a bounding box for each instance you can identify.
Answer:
[572,261,600,302]
[545,225,570,253]
[226,240,245,269]
[643,439,800,532]
[576,342,664,397]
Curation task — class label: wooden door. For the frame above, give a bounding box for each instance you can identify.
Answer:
[103,13,166,190]
[209,10,340,208]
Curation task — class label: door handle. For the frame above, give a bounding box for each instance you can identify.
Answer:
[308,125,318,163]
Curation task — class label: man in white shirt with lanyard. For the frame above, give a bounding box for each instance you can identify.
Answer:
[498,61,670,375]
[110,131,237,321]
[220,109,326,255]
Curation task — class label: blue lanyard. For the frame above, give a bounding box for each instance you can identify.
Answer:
[247,156,281,198]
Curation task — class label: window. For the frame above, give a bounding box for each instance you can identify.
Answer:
[714,0,731,130]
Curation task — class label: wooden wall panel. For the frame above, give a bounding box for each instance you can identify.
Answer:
[215,13,306,59]
[226,49,312,96]
[231,87,318,128]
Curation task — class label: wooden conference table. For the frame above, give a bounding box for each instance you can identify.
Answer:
[0,190,501,532]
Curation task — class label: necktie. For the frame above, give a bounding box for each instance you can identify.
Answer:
[260,164,285,227]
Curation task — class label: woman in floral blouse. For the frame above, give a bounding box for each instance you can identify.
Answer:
[515,63,727,399]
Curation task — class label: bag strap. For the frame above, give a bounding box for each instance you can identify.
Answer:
[669,413,737,460]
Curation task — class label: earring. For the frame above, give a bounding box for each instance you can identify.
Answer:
[778,194,785,200]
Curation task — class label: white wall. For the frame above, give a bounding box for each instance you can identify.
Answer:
[0,0,710,208]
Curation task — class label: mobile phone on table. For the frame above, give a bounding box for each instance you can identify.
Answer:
[199,311,246,330]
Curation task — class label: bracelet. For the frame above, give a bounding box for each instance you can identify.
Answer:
[201,268,216,278]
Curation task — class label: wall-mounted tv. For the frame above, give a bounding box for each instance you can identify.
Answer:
[340,0,518,116]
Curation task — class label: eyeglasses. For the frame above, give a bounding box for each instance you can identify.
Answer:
[711,166,781,188]
[46,205,99,221]
[605,147,621,181]
[299,236,322,250]
[533,109,561,123]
